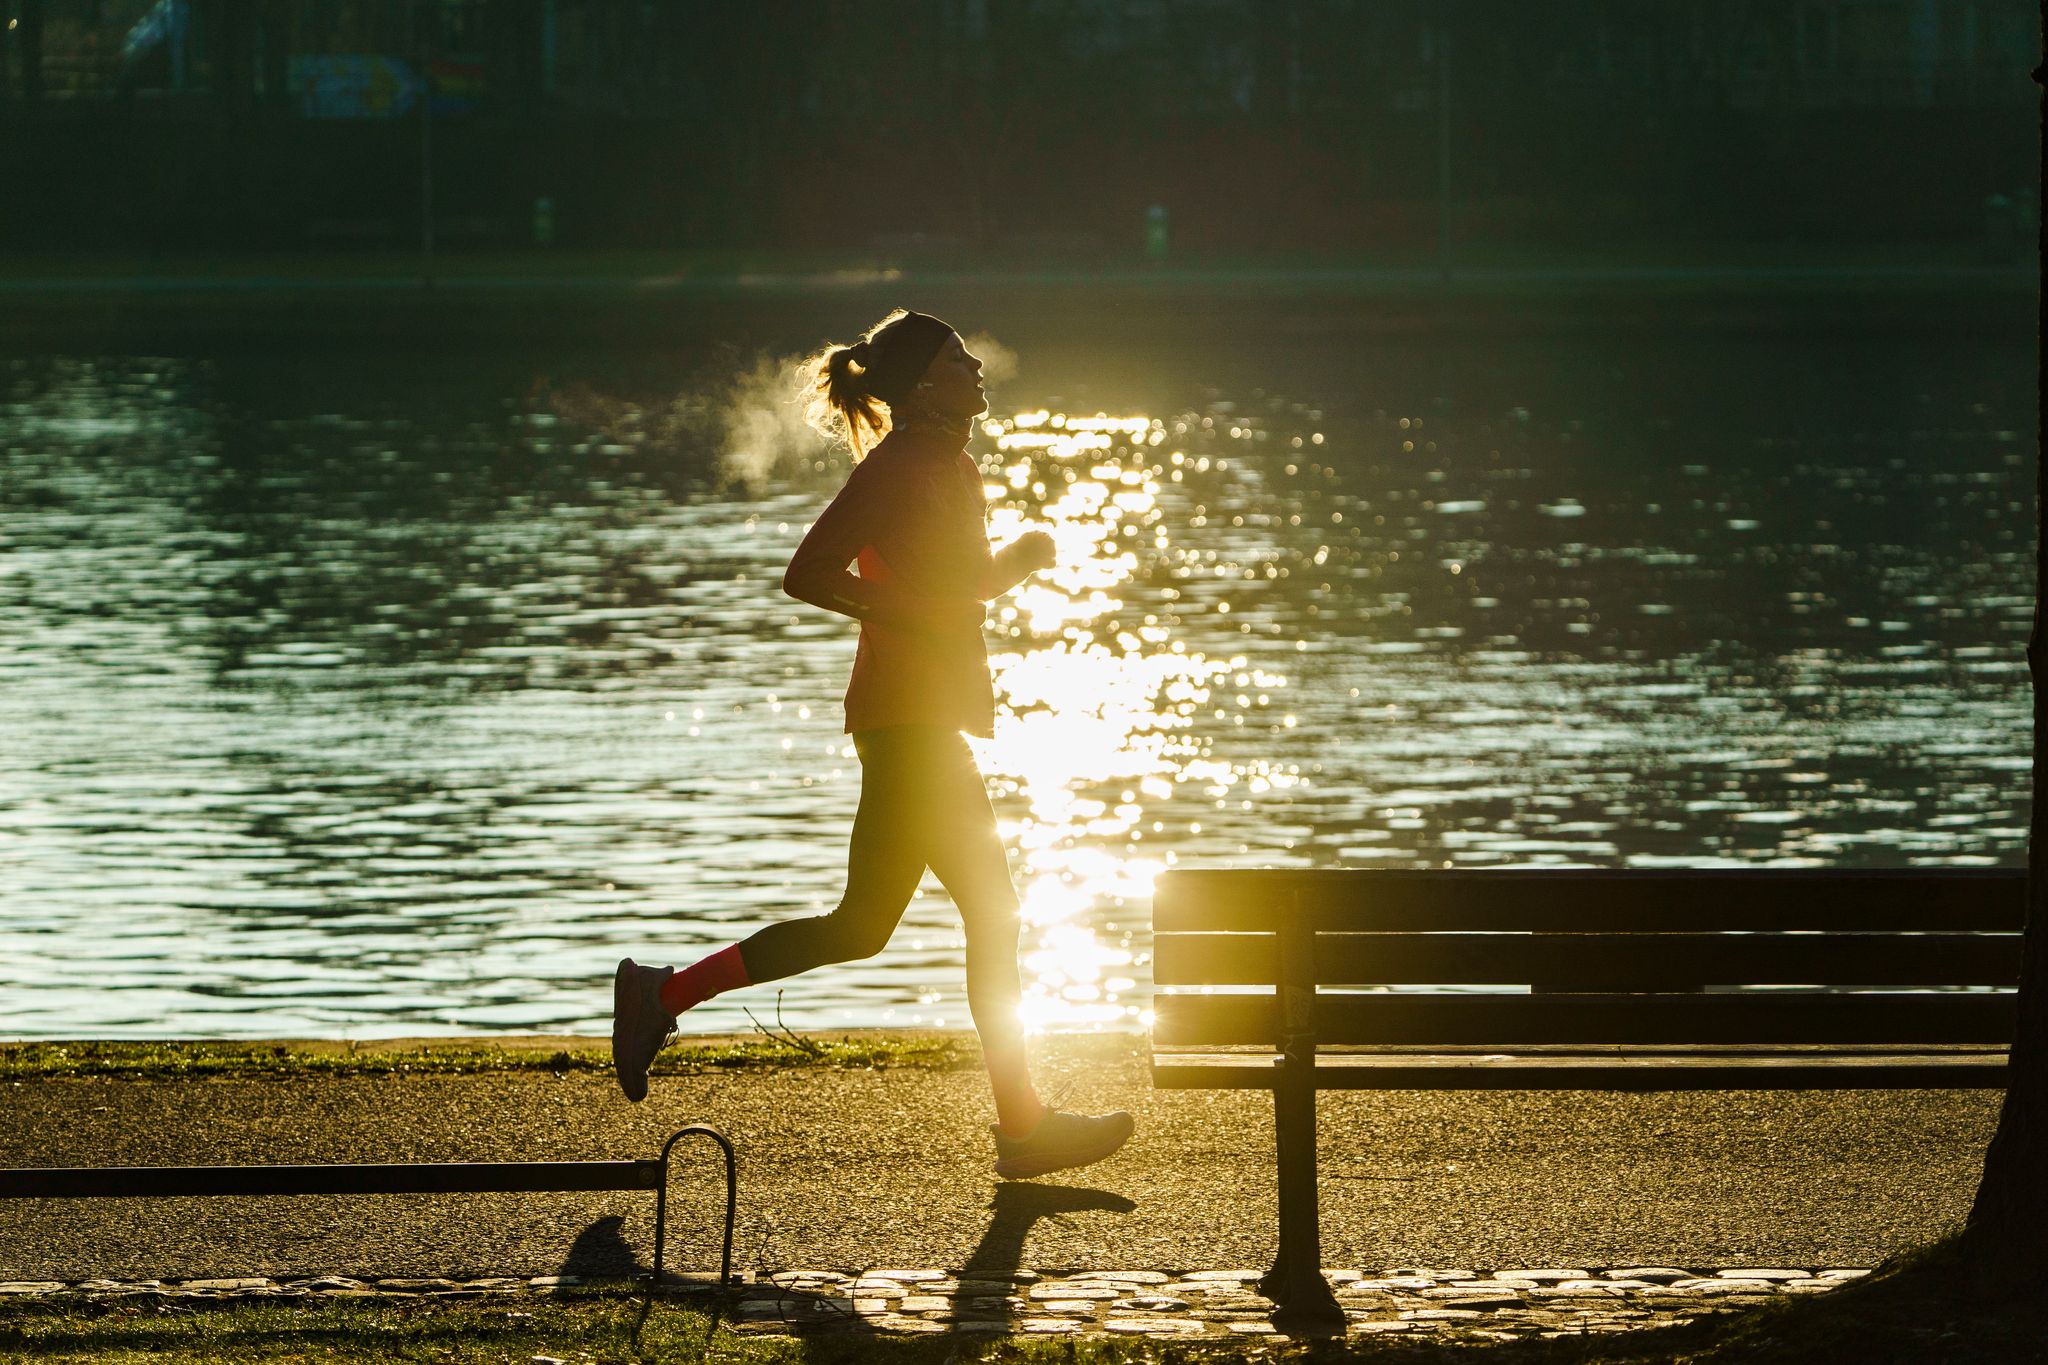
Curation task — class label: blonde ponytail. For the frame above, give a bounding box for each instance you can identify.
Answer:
[799,308,915,461]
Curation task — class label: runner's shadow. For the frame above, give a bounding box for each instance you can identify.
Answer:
[962,1182,1139,1282]
[687,1185,1141,1338]
[631,1183,1141,1344]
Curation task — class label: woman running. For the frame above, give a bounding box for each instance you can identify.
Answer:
[612,308,1135,1180]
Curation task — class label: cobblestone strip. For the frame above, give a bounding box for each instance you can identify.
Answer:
[2,1266,1868,1339]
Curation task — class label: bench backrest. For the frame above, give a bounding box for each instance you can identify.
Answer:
[1151,869,2025,1048]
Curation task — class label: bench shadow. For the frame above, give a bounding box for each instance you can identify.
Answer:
[550,1213,739,1351]
[559,1214,643,1279]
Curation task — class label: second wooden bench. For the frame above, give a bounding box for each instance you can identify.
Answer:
[1149,868,2021,1329]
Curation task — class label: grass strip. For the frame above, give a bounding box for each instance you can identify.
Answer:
[0,1241,2034,1365]
[0,1034,1021,1083]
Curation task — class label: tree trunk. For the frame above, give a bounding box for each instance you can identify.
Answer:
[1962,281,2048,1288]
[1967,875,2047,1285]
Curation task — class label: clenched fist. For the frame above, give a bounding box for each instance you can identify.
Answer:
[1013,530,1057,573]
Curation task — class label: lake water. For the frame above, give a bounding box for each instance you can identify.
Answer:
[0,324,2034,1039]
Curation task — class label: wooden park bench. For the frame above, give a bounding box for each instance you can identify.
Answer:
[0,1124,737,1290]
[1149,868,2023,1329]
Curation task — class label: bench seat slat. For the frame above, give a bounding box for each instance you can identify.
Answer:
[0,1161,666,1200]
[1152,932,2021,988]
[1153,869,2025,934]
[1151,1046,2011,1091]
[1153,991,2018,1046]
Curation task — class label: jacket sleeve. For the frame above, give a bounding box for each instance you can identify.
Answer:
[782,463,977,635]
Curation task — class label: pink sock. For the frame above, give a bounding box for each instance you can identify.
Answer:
[658,945,751,1016]
[995,1097,1047,1139]
[989,1061,1046,1137]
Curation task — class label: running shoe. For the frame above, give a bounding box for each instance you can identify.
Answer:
[990,1107,1136,1179]
[612,958,676,1103]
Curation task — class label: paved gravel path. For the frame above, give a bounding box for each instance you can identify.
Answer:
[0,1039,1997,1284]
[0,1268,1878,1345]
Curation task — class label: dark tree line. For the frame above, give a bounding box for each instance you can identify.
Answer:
[1,0,2035,251]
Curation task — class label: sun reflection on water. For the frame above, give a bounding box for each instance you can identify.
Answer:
[970,409,1274,1032]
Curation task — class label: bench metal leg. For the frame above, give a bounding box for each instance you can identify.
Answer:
[1259,1057,1344,1332]
[652,1125,737,1289]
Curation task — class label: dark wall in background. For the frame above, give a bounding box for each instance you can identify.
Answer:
[3,0,2038,254]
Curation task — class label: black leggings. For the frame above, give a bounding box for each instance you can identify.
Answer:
[733,726,1023,1005]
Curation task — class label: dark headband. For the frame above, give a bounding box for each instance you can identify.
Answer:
[853,311,954,406]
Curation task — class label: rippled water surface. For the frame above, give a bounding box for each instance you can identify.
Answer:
[1,329,2034,1038]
